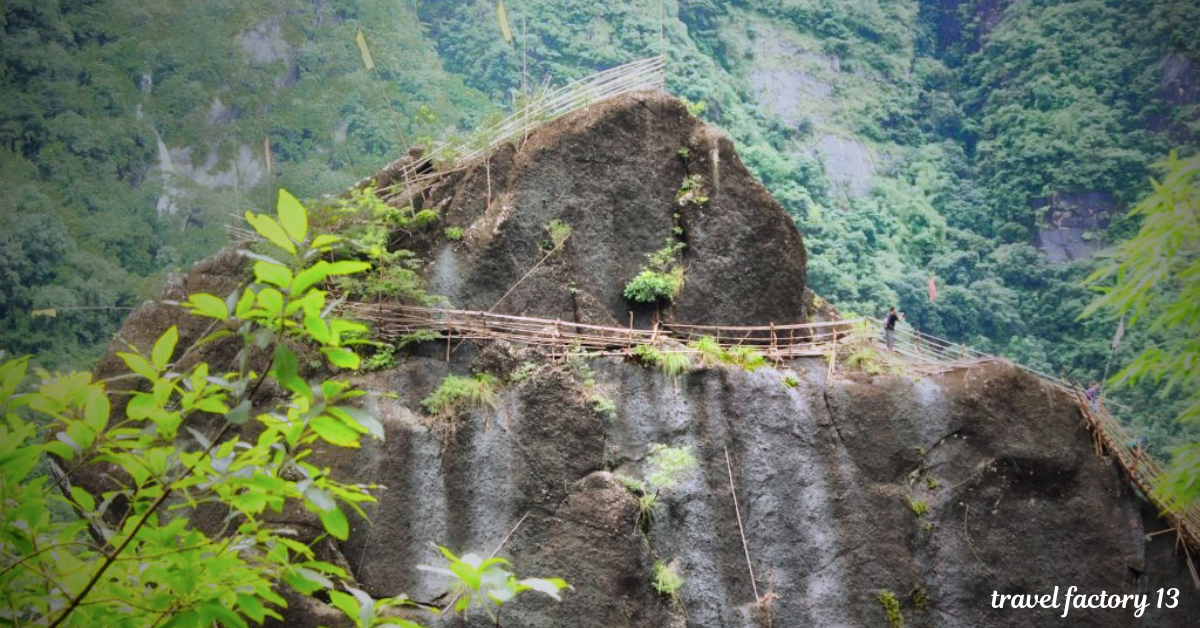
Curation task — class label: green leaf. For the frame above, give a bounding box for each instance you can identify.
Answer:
[117,351,158,380]
[325,260,372,276]
[303,486,336,512]
[1,355,29,398]
[304,313,331,345]
[83,387,110,434]
[328,590,360,623]
[0,447,42,484]
[311,234,341,249]
[517,577,571,600]
[69,486,96,511]
[257,287,285,314]
[184,293,229,321]
[322,347,361,370]
[151,326,179,371]
[236,594,268,624]
[450,562,482,590]
[329,406,384,440]
[198,601,249,628]
[291,261,332,296]
[245,210,297,255]
[126,392,156,420]
[277,189,309,243]
[319,507,350,540]
[225,399,252,425]
[311,416,362,448]
[272,345,313,401]
[254,261,294,289]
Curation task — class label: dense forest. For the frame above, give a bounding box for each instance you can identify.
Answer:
[1,0,1197,451]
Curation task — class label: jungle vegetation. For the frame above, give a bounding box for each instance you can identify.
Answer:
[1,0,1197,453]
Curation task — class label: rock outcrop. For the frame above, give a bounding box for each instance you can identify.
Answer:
[96,91,1199,627]
[402,91,807,327]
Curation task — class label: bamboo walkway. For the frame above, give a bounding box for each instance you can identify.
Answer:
[348,302,1200,567]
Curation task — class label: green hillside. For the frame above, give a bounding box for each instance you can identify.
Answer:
[1,0,1196,449]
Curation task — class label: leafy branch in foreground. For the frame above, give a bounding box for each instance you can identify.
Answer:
[418,546,570,622]
[1082,152,1200,509]
[0,189,401,627]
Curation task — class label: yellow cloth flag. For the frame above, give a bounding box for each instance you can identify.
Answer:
[496,1,513,44]
[356,28,375,70]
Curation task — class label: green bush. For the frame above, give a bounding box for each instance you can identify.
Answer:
[444,226,465,241]
[624,239,686,304]
[623,267,685,303]
[422,373,499,415]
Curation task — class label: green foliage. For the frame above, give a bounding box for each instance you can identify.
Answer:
[444,226,465,241]
[908,498,928,518]
[688,336,767,372]
[624,239,687,304]
[925,476,939,490]
[0,190,404,627]
[1082,153,1200,510]
[845,346,890,375]
[679,96,707,117]
[631,344,692,377]
[544,219,573,250]
[509,361,539,383]
[592,394,618,421]
[645,444,698,492]
[652,559,685,599]
[422,373,499,415]
[323,187,437,305]
[910,585,931,611]
[623,268,685,303]
[676,174,709,206]
[327,585,424,628]
[782,374,800,389]
[877,589,904,628]
[417,546,570,621]
[398,329,445,349]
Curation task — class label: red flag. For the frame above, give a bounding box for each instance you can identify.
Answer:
[928,275,938,302]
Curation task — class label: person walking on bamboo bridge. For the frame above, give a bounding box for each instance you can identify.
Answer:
[884,307,904,351]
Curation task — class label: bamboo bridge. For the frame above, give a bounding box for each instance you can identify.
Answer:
[347,302,1200,576]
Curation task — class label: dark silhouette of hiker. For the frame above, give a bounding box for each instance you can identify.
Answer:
[884,307,903,351]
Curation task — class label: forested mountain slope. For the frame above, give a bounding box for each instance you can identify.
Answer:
[1,0,1197,447]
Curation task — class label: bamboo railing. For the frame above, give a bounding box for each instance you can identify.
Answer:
[349,302,1200,563]
[346,303,856,359]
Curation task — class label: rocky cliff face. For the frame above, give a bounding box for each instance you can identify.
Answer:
[394,91,807,328]
[97,92,1198,627]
